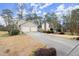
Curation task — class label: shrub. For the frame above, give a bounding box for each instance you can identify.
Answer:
[50,28,54,33]
[50,28,53,31]
[47,30,54,33]
[8,29,20,36]
[59,32,64,34]
[76,37,79,40]
[42,29,54,34]
[57,29,61,32]
[42,31,46,33]
[42,31,51,33]
[46,31,53,33]
[46,31,51,33]
[34,48,56,56]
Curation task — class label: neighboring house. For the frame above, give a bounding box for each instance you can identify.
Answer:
[14,19,54,32]
[41,22,50,31]
[41,22,56,32]
[19,21,38,32]
[13,18,38,32]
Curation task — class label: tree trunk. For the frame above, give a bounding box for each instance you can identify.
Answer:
[44,20,46,31]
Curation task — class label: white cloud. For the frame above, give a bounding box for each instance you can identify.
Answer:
[31,4,41,14]
[55,4,66,18]
[56,4,79,16]
[30,3,38,7]
[23,9,27,15]
[63,5,79,15]
[30,3,36,6]
[43,12,47,15]
[56,4,65,12]
[55,4,65,21]
[32,7,37,13]
[55,4,64,16]
[36,10,41,14]
[30,3,51,16]
[56,4,79,21]
[39,3,52,9]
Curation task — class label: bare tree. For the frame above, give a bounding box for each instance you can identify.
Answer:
[63,9,79,35]
[17,3,25,20]
[71,9,79,35]
[45,13,60,31]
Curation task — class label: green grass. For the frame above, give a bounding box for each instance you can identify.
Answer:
[65,32,77,35]
[65,32,72,35]
[0,31,9,40]
[0,33,9,37]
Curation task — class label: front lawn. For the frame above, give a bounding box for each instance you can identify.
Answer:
[0,31,45,56]
[0,31,8,37]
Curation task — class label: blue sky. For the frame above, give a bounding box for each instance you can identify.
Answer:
[0,3,79,15]
[0,3,79,25]
[0,3,79,16]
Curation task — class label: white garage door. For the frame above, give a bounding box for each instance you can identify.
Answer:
[21,27,37,32]
[21,27,30,32]
[31,27,37,31]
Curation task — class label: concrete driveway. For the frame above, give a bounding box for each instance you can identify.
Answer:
[26,32,79,56]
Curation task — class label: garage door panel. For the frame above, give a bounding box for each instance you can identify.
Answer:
[21,26,37,32]
[21,27,30,32]
[31,27,37,31]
